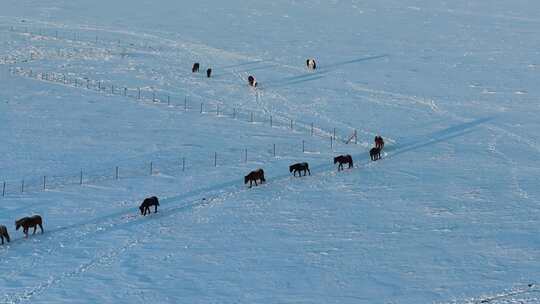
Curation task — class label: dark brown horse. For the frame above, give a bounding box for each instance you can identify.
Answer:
[370,147,381,161]
[334,155,353,171]
[206,68,212,78]
[192,62,200,73]
[248,75,257,87]
[15,215,43,238]
[0,225,10,245]
[140,196,160,216]
[245,169,265,188]
[290,162,311,177]
[374,136,385,150]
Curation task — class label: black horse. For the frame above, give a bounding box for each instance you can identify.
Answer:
[245,169,265,188]
[192,63,200,73]
[139,196,160,216]
[374,136,385,150]
[334,155,353,171]
[206,68,212,78]
[370,147,381,161]
[289,162,311,177]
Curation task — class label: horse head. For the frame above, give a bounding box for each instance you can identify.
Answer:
[334,156,339,164]
[15,219,22,230]
[289,165,294,173]
[244,175,249,184]
[139,205,145,215]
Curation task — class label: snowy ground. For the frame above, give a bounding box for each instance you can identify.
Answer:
[0,1,539,303]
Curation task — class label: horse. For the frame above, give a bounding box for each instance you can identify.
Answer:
[0,225,10,245]
[248,75,257,87]
[192,62,200,73]
[306,58,317,70]
[245,169,265,188]
[374,136,385,150]
[334,155,353,171]
[139,196,160,216]
[289,162,311,177]
[370,147,381,161]
[206,68,212,78]
[15,215,44,238]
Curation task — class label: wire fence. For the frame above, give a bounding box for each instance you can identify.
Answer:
[1,25,370,198]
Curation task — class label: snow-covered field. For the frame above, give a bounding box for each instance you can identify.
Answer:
[1,1,539,303]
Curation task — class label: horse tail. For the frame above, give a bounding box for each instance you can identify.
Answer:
[260,170,266,182]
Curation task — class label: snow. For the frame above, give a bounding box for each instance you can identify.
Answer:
[0,1,539,303]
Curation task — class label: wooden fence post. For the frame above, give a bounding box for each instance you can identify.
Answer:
[138,88,141,99]
[331,136,333,149]
[21,180,24,193]
[80,170,83,185]
[124,88,127,96]
[270,115,273,127]
[200,102,203,114]
[115,166,119,180]
[2,181,5,197]
[290,119,293,130]
[184,97,187,111]
[182,157,185,172]
[273,144,276,157]
[214,152,217,167]
[150,162,153,175]
[302,140,305,153]
[250,112,254,123]
[244,148,248,163]
[354,129,358,144]
[233,108,236,119]
[153,92,156,102]
[311,123,314,136]
[167,96,170,106]
[43,176,46,190]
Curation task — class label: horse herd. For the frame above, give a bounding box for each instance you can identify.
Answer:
[0,136,385,245]
[191,58,318,88]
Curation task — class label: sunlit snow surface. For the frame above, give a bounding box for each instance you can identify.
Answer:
[0,1,539,303]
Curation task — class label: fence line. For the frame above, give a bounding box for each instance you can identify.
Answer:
[0,137,343,198]
[9,66,362,146]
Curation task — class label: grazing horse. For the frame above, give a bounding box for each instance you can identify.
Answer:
[289,162,311,177]
[370,147,381,161]
[334,155,353,171]
[192,62,200,73]
[206,68,212,78]
[245,169,265,188]
[306,58,317,70]
[139,196,160,216]
[0,225,10,245]
[374,136,385,150]
[15,215,43,238]
[248,75,257,87]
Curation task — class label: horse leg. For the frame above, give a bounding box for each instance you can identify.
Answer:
[39,224,44,233]
[1,236,3,245]
[154,205,158,213]
[308,168,311,175]
[33,226,37,234]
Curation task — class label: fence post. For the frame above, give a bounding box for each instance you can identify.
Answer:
[124,88,127,96]
[273,144,276,157]
[270,115,273,127]
[311,123,314,136]
[200,102,203,114]
[216,104,219,116]
[184,97,187,111]
[138,88,141,99]
[331,136,333,149]
[87,79,90,89]
[80,170,83,185]
[115,166,119,180]
[43,176,46,190]
[244,148,248,163]
[302,140,305,153]
[2,181,5,197]
[98,81,101,90]
[167,96,170,106]
[150,162,153,175]
[21,180,24,193]
[333,128,336,140]
[153,92,156,102]
[354,129,358,144]
[182,157,185,172]
[290,119,293,130]
[111,85,114,94]
[250,112,254,123]
[214,152,217,167]
[233,108,236,119]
